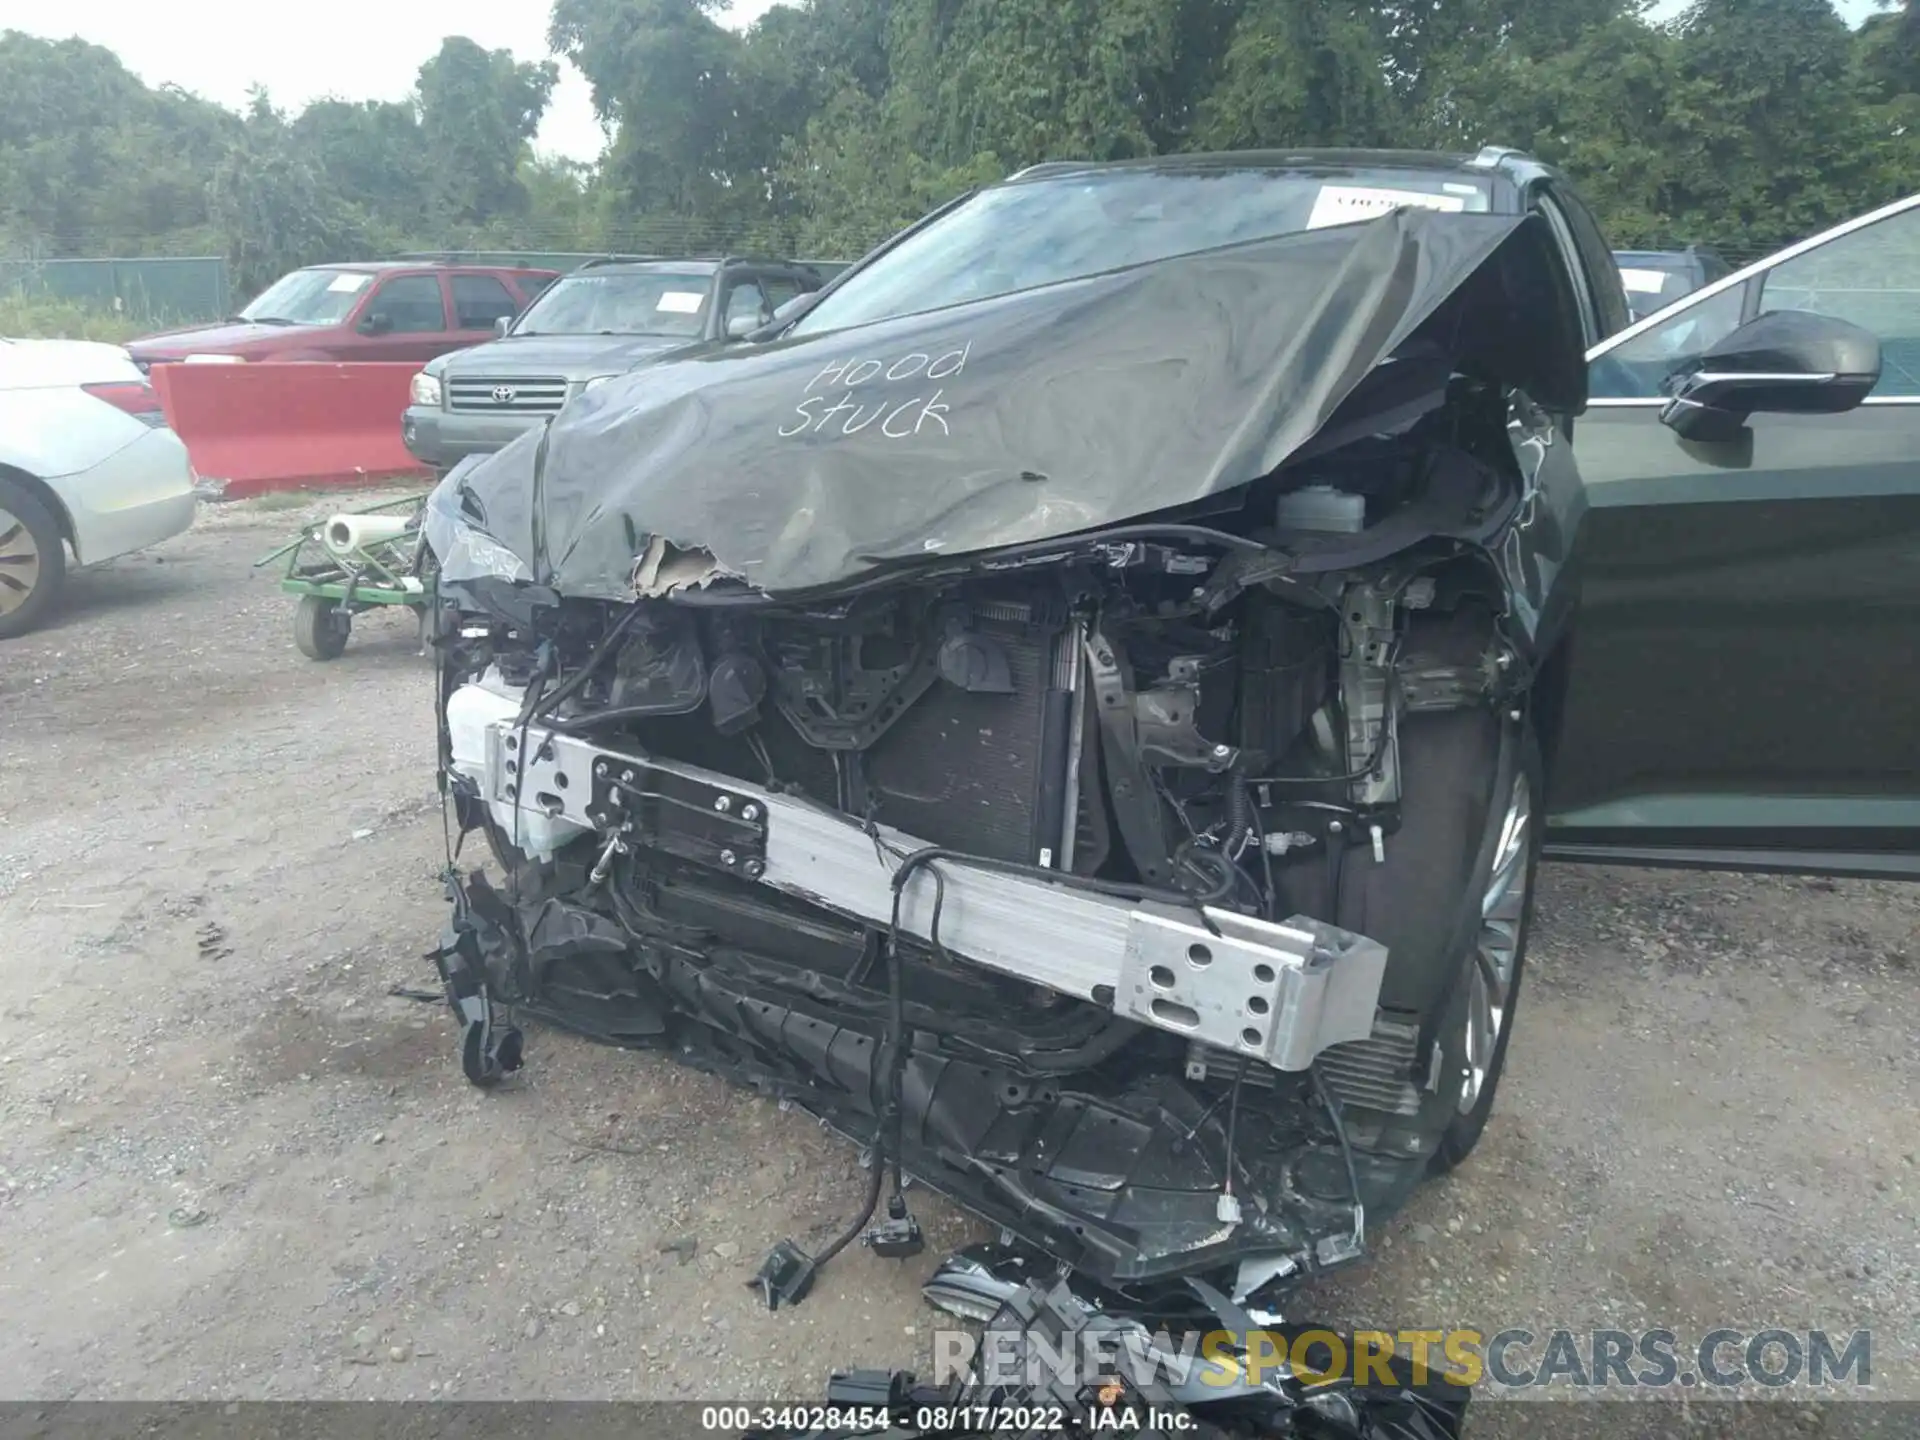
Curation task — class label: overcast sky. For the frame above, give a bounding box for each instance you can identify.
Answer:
[4,0,1888,164]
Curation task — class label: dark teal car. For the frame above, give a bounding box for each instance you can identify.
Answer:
[1568,191,1920,877]
[416,156,1915,1313]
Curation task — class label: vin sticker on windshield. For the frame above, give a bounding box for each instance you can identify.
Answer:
[326,273,372,293]
[657,292,705,313]
[1306,185,1466,229]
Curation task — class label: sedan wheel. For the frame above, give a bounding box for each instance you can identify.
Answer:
[0,481,66,640]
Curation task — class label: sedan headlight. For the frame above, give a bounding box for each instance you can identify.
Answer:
[410,371,442,407]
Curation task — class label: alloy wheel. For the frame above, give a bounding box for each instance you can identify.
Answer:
[1458,771,1532,1114]
[0,506,42,617]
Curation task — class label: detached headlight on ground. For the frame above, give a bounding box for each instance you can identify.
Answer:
[410,372,442,407]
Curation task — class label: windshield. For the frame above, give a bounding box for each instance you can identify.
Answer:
[513,272,714,336]
[793,166,1495,336]
[239,268,375,325]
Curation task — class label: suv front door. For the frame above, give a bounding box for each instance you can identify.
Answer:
[343,273,455,363]
[1551,194,1920,876]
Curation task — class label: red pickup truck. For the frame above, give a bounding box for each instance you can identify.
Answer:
[128,261,558,369]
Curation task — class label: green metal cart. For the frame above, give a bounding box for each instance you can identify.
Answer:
[255,492,437,660]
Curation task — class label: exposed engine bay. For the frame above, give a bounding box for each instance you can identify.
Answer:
[418,203,1587,1416]
[429,408,1547,1297]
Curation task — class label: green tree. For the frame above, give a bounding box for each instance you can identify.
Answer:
[0,32,236,254]
[1858,0,1918,97]
[550,0,748,217]
[1671,0,1889,248]
[1194,0,1395,149]
[417,36,559,224]
[293,99,430,230]
[208,90,376,294]
[884,0,1187,164]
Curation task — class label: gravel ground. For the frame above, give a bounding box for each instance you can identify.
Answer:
[1,499,1915,1431]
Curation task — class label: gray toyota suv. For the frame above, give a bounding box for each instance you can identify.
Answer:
[402,256,825,470]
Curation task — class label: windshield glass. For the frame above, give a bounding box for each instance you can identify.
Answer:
[240,268,375,325]
[513,272,713,336]
[793,166,1495,336]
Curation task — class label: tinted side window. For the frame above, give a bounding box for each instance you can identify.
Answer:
[1588,283,1749,399]
[762,275,806,311]
[371,275,447,334]
[723,280,769,330]
[1757,207,1920,398]
[452,275,518,329]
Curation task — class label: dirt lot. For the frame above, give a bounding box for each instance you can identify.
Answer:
[1,499,1916,1426]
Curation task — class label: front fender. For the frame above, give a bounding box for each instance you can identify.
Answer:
[1495,397,1588,665]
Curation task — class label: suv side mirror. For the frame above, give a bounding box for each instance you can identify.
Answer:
[358,311,393,337]
[493,315,513,338]
[726,311,761,340]
[1661,309,1881,443]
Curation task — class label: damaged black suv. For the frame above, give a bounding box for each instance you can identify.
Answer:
[419,151,1886,1326]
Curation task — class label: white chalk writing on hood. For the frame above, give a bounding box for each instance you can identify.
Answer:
[780,342,972,440]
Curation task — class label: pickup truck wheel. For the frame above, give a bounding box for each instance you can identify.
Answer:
[293,594,351,660]
[0,479,65,640]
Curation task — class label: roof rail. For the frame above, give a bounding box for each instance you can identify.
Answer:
[1005,160,1088,181]
[394,252,561,267]
[715,254,818,269]
[1466,145,1523,170]
[575,253,672,268]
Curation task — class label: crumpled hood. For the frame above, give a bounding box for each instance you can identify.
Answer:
[432,333,695,378]
[426,208,1585,600]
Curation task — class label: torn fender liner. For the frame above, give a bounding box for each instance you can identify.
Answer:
[424,207,1585,598]
[436,870,669,1041]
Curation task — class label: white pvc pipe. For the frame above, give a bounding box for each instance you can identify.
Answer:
[324,513,413,555]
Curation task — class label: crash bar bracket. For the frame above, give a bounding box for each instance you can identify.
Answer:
[451,682,1387,1071]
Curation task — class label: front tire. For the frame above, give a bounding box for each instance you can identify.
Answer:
[1429,727,1540,1172]
[1302,607,1542,1175]
[0,479,66,640]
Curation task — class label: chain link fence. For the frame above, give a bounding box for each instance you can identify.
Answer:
[0,255,231,327]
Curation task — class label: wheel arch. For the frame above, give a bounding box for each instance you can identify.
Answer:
[0,463,77,555]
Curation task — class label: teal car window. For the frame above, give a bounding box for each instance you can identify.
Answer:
[1588,284,1748,399]
[1758,206,1920,398]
